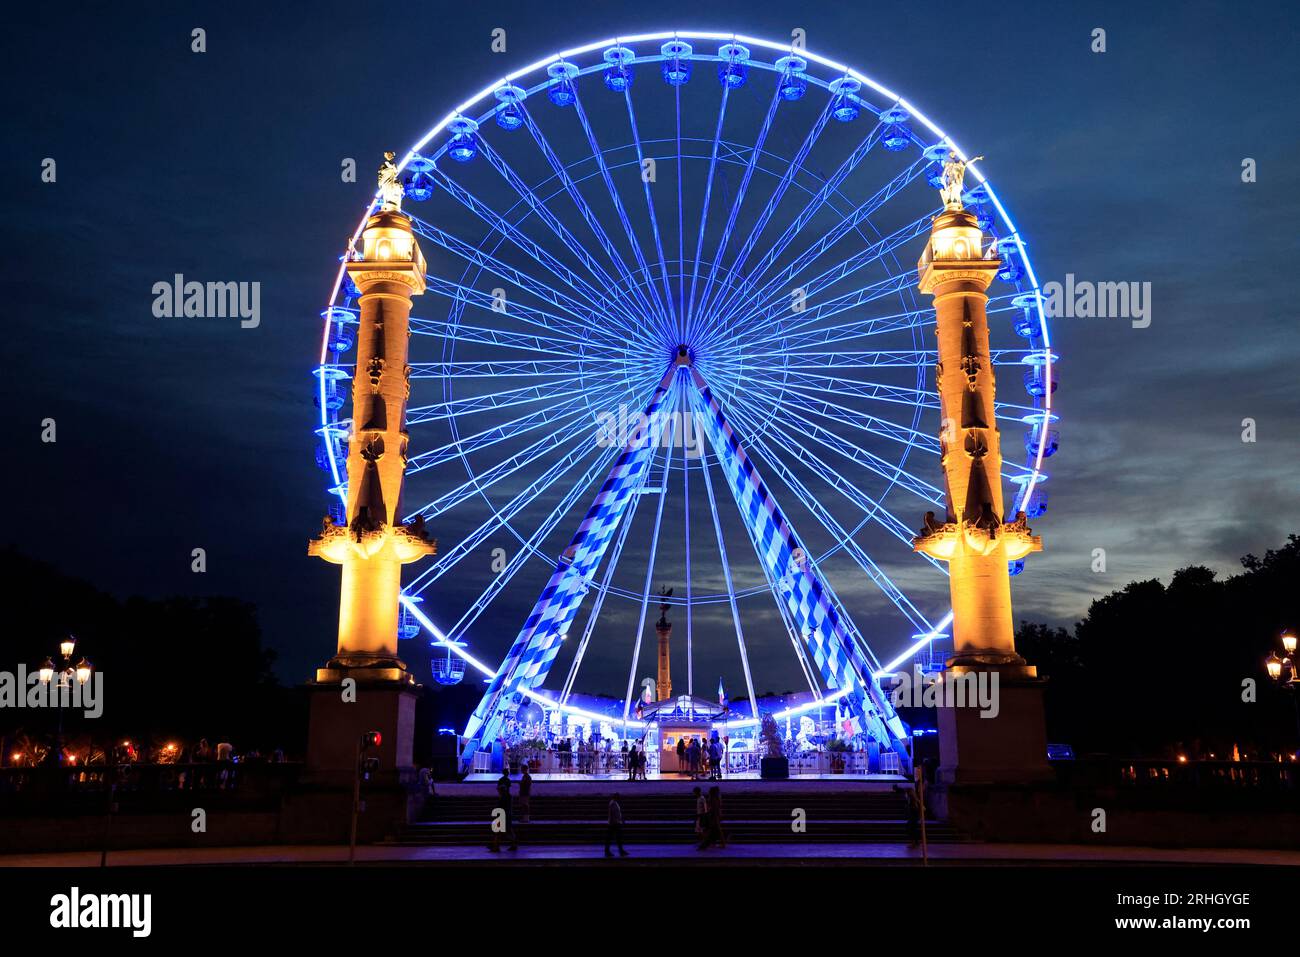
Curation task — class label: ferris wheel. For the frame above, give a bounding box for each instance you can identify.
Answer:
[312,30,1058,767]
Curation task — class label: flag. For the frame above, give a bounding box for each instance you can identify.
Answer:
[717,677,727,707]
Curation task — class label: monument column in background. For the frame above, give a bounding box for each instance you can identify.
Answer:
[655,589,673,702]
[913,153,1049,786]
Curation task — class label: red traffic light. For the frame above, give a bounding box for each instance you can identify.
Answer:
[361,731,382,749]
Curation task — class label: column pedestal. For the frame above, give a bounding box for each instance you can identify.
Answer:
[305,678,418,782]
[936,670,1051,786]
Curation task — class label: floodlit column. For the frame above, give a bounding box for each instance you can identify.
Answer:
[913,160,1041,676]
[308,155,435,683]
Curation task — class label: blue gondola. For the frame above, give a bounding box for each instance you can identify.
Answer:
[547,60,579,106]
[660,40,692,85]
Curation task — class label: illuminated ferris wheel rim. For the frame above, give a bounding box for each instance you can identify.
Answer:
[312,29,1057,728]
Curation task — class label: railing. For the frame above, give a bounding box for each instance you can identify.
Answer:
[505,749,647,776]
[490,747,899,776]
[0,762,302,815]
[1055,759,1299,791]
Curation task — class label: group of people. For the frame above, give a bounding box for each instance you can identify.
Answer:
[674,735,724,780]
[623,742,649,780]
[488,766,534,851]
[553,738,600,774]
[488,770,730,857]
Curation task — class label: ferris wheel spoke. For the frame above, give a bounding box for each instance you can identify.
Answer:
[715,213,934,351]
[518,103,668,339]
[729,412,935,651]
[761,347,1038,371]
[691,81,785,332]
[712,155,926,331]
[408,357,642,378]
[419,274,645,354]
[559,438,656,704]
[406,414,609,519]
[407,214,627,347]
[702,97,835,331]
[406,380,594,427]
[682,84,732,341]
[685,372,909,756]
[674,82,685,339]
[726,400,943,563]
[731,269,918,354]
[472,134,650,332]
[622,87,680,337]
[405,438,619,595]
[691,401,763,716]
[410,316,611,359]
[743,402,944,504]
[570,90,675,339]
[748,383,940,455]
[752,368,1043,421]
[729,385,1047,577]
[405,389,612,473]
[429,438,630,653]
[621,411,678,728]
[742,298,932,355]
[425,163,644,330]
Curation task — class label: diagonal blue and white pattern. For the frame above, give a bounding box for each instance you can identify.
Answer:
[460,365,681,764]
[687,368,912,768]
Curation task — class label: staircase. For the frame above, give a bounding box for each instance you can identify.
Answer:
[392,789,961,845]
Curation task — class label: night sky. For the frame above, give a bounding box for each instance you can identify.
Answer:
[6,1,1299,696]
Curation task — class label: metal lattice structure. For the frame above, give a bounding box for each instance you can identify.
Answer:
[312,31,1058,771]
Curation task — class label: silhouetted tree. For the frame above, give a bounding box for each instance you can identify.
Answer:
[1023,534,1300,758]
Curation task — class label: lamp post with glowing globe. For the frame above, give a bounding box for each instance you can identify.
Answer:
[1265,630,1300,741]
[37,636,93,766]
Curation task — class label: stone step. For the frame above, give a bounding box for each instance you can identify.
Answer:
[392,819,961,846]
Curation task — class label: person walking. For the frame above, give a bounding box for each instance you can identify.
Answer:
[626,744,638,781]
[894,783,920,847]
[675,737,687,775]
[637,743,648,781]
[489,770,518,852]
[518,766,532,824]
[605,793,629,857]
[707,739,721,781]
[697,785,726,850]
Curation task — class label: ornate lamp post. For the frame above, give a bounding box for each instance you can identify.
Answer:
[1265,631,1300,740]
[37,636,93,765]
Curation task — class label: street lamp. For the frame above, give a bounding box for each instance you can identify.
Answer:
[1266,631,1299,687]
[1264,630,1300,746]
[36,636,93,766]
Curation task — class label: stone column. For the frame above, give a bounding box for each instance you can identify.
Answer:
[913,205,1048,785]
[305,186,434,788]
